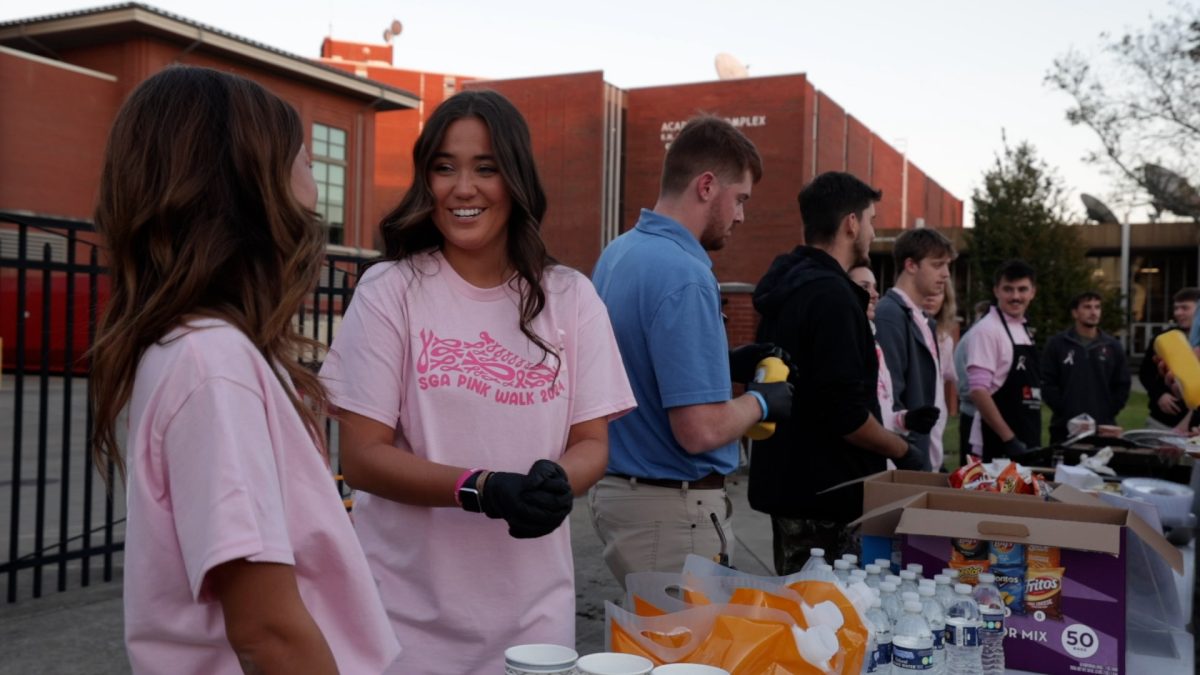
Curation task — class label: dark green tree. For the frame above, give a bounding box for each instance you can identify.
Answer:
[967,139,1121,341]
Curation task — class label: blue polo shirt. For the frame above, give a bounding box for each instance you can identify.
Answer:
[592,209,737,480]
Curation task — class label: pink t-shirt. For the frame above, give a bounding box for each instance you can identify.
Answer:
[123,319,400,674]
[966,307,1034,452]
[320,252,636,675]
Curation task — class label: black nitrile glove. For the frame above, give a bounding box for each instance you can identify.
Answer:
[747,380,794,422]
[729,343,782,384]
[1002,437,1032,459]
[481,459,574,539]
[894,441,930,471]
[903,406,940,435]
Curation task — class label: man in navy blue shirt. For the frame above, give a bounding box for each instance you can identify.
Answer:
[590,116,793,586]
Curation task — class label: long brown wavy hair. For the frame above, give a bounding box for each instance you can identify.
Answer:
[90,66,330,482]
[374,89,557,360]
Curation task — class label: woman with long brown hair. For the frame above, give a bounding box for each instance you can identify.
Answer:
[320,89,635,673]
[923,283,960,470]
[90,66,399,673]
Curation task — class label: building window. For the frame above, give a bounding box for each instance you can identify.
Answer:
[312,123,347,245]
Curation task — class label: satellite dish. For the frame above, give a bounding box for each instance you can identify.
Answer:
[715,53,749,80]
[1143,163,1200,219]
[383,19,403,44]
[1080,193,1119,224]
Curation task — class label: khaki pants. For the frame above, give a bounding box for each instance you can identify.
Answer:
[587,475,733,589]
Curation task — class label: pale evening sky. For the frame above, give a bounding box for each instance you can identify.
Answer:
[1,0,1182,223]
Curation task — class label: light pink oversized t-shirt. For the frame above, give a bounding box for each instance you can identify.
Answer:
[320,252,636,675]
[123,318,400,674]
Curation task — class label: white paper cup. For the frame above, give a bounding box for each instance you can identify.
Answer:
[652,664,730,675]
[576,652,655,675]
[505,643,579,674]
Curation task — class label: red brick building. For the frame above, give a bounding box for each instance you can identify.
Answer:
[0,4,418,250]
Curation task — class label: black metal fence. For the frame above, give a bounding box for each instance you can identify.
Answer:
[1,211,370,603]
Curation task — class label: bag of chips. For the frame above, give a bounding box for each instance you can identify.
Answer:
[992,565,1026,615]
[988,541,1025,568]
[1026,545,1061,569]
[949,455,986,488]
[1024,567,1065,620]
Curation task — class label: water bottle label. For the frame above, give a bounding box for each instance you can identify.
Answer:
[945,624,979,647]
[980,609,1004,636]
[875,642,892,670]
[931,628,944,650]
[892,646,933,670]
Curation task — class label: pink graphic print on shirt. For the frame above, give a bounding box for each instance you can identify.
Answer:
[416,329,565,406]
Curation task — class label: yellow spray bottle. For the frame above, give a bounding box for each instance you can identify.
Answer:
[745,356,789,441]
[1153,330,1200,409]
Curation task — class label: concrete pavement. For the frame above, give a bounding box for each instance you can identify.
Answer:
[0,470,774,673]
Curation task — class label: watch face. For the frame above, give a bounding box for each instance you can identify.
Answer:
[459,486,483,513]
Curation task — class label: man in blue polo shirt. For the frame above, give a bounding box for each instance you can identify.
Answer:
[590,116,793,586]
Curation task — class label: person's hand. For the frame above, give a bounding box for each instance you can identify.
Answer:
[1002,436,1032,458]
[480,460,574,539]
[729,343,788,384]
[902,406,940,434]
[1158,393,1184,416]
[893,441,929,471]
[747,380,794,422]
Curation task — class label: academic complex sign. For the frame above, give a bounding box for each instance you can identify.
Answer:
[659,115,768,147]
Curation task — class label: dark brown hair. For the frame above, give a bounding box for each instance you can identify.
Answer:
[660,115,763,196]
[375,89,557,360]
[893,228,957,269]
[798,171,882,246]
[1174,287,1200,304]
[90,65,330,481]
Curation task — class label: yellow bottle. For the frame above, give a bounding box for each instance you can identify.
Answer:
[745,356,789,441]
[1154,330,1200,409]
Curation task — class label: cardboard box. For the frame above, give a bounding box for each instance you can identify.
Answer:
[851,489,1184,675]
[826,469,1046,514]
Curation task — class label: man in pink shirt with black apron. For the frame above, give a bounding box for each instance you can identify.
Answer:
[966,260,1043,460]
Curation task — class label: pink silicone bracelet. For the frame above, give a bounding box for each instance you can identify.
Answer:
[453,468,479,506]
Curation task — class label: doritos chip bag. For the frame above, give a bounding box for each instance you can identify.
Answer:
[995,461,1033,494]
[992,565,1026,615]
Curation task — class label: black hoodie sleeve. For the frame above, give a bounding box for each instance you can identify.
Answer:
[1040,334,1065,414]
[807,287,873,437]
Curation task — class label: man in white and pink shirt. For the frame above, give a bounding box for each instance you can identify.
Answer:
[966,260,1043,459]
[875,228,956,471]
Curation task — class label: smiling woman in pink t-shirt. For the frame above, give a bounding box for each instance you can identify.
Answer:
[89,67,399,674]
[320,90,635,674]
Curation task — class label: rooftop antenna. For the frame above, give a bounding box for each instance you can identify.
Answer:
[714,53,749,80]
[1142,163,1200,221]
[383,19,403,44]
[1080,193,1119,224]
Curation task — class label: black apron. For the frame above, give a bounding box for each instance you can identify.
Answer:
[981,307,1042,460]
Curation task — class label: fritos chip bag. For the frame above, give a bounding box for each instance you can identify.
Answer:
[992,565,1026,615]
[1024,567,1065,620]
[949,455,985,488]
[1026,545,1061,569]
[988,541,1025,568]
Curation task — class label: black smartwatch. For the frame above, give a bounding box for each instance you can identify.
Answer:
[458,470,485,513]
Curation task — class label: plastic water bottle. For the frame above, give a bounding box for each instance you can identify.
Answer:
[885,574,902,588]
[905,563,924,579]
[899,570,920,596]
[941,568,959,585]
[973,573,1005,675]
[945,583,983,675]
[933,574,955,611]
[851,569,869,586]
[865,564,884,590]
[892,600,934,672]
[843,553,860,568]
[879,581,904,625]
[834,559,853,585]
[919,584,946,675]
[801,548,829,574]
[875,557,893,574]
[866,595,893,674]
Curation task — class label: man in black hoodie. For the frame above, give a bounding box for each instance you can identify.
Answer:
[750,171,925,571]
